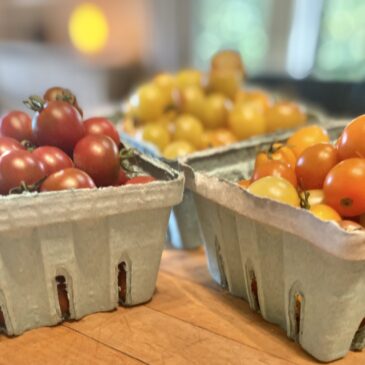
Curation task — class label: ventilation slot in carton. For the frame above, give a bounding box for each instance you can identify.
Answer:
[56,276,70,320]
[351,317,365,351]
[214,237,227,289]
[249,270,260,312]
[289,285,304,342]
[0,307,6,333]
[118,262,127,304]
[294,293,303,340]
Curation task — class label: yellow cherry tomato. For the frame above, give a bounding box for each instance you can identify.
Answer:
[287,125,330,157]
[228,103,266,140]
[198,131,212,150]
[208,69,243,100]
[175,85,205,119]
[235,89,271,112]
[208,50,245,99]
[174,114,204,149]
[132,83,166,122]
[247,176,300,207]
[121,116,137,136]
[175,69,202,90]
[142,123,171,151]
[163,140,195,159]
[153,73,176,105]
[308,189,325,206]
[208,128,237,147]
[310,204,341,221]
[211,50,245,73]
[155,115,176,136]
[266,101,307,133]
[201,93,229,129]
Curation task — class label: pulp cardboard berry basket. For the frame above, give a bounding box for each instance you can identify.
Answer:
[0,153,184,336]
[181,121,365,362]
[121,102,325,250]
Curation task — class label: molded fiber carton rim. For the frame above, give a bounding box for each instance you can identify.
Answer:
[121,105,325,250]
[122,132,202,249]
[180,120,365,362]
[0,152,184,336]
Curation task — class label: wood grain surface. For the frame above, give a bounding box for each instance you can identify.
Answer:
[0,247,363,365]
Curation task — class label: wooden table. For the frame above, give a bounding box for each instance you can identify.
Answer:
[0,248,363,365]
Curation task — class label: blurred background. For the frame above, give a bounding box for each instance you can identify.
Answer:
[0,0,364,116]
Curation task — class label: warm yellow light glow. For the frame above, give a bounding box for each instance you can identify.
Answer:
[69,3,109,54]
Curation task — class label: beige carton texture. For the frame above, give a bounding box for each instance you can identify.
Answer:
[0,154,184,336]
[181,121,365,362]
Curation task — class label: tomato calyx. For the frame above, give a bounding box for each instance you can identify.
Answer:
[119,147,140,176]
[299,190,311,210]
[259,142,287,160]
[44,87,83,116]
[21,140,37,152]
[24,90,83,116]
[23,95,46,112]
[9,176,47,195]
[267,142,281,155]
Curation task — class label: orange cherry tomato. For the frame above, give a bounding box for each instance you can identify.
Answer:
[255,143,297,170]
[252,160,297,188]
[324,158,365,217]
[295,143,339,190]
[238,179,251,189]
[337,220,364,232]
[337,114,365,160]
[310,204,341,221]
[287,125,330,157]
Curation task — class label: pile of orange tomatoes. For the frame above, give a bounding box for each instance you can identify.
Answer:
[238,115,365,231]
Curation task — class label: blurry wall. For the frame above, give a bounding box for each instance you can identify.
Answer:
[0,0,364,115]
[0,0,150,113]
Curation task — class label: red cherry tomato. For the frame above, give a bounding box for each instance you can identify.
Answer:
[73,135,120,187]
[0,150,45,195]
[125,176,156,185]
[0,111,33,142]
[0,137,25,157]
[41,168,95,192]
[114,168,129,186]
[33,146,74,175]
[337,115,365,160]
[33,101,85,155]
[295,143,339,190]
[84,117,120,146]
[252,160,298,188]
[43,86,83,116]
[324,158,365,217]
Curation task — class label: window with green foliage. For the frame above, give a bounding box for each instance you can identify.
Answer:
[314,0,365,80]
[192,0,271,74]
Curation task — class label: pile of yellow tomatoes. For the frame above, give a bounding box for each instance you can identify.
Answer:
[122,50,307,159]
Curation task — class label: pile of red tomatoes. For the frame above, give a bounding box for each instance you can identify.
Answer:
[0,87,155,195]
[238,116,365,231]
